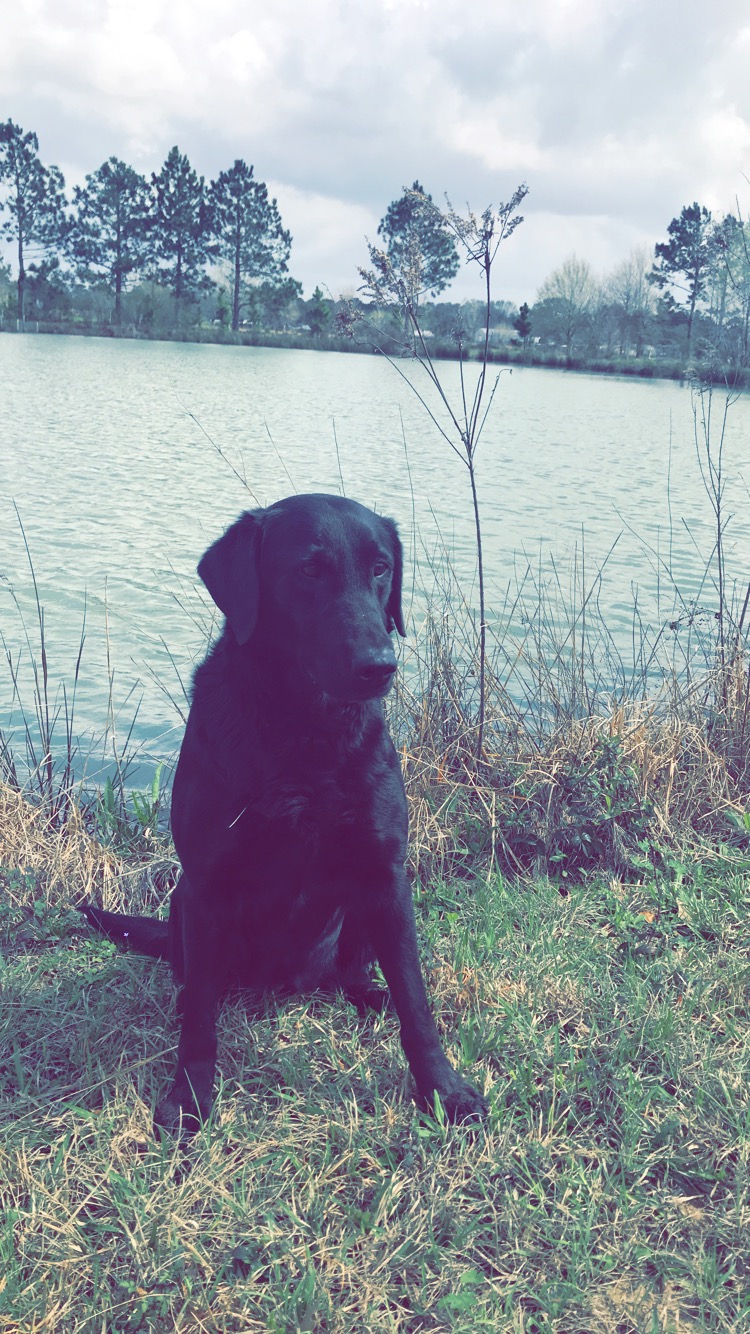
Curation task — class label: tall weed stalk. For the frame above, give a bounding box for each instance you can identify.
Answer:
[690,374,750,779]
[357,184,528,758]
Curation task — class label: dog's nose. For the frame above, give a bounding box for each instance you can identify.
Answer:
[356,649,397,695]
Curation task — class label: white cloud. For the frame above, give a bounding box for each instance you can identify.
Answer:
[211,29,270,84]
[2,0,749,303]
[267,183,378,299]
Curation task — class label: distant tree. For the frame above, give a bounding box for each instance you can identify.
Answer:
[377,181,459,308]
[535,255,599,354]
[305,285,331,336]
[458,299,487,341]
[68,158,151,325]
[207,160,291,331]
[420,300,461,338]
[0,120,67,323]
[0,259,12,321]
[150,147,213,319]
[415,297,522,343]
[490,299,519,326]
[649,203,714,356]
[244,277,303,330]
[514,301,532,345]
[24,257,72,322]
[605,247,654,355]
[212,287,232,328]
[121,280,178,336]
[710,212,750,367]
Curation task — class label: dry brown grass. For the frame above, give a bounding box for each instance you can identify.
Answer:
[0,781,177,918]
[0,782,121,904]
[390,635,750,886]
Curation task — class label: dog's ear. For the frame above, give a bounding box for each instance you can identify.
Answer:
[197,511,264,645]
[382,517,406,637]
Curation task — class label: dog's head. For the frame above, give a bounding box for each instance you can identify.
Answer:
[197,494,405,702]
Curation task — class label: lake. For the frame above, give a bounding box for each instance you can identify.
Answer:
[2,334,749,778]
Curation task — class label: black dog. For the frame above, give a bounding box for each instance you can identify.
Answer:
[82,494,487,1133]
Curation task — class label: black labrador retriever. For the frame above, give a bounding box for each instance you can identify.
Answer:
[82,494,487,1134]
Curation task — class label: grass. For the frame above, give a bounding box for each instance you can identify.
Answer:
[1,780,750,1332]
[387,579,750,887]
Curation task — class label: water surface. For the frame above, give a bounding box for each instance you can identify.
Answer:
[2,335,748,773]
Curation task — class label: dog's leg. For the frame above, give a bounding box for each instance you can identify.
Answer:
[154,894,221,1137]
[367,875,488,1124]
[334,911,391,1014]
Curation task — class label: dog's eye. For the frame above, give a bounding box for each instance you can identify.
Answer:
[373,560,390,579]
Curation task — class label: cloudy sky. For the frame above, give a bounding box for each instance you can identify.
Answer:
[3,0,749,304]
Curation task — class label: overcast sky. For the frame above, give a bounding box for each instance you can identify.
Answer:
[3,0,749,304]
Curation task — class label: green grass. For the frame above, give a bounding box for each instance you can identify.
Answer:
[2,845,749,1332]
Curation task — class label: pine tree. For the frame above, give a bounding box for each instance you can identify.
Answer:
[377,181,459,307]
[650,203,714,355]
[207,160,291,332]
[0,120,67,323]
[514,301,532,345]
[150,147,213,320]
[69,158,151,324]
[305,285,331,336]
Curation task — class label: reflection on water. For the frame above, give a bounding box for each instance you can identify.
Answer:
[2,334,749,772]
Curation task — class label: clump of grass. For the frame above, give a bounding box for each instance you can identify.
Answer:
[0,776,177,923]
[386,567,750,888]
[704,630,750,790]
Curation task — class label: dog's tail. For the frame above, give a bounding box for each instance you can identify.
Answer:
[79,904,169,959]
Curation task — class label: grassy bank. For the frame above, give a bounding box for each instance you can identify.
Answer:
[2,617,750,1330]
[1,320,366,357]
[1,777,749,1331]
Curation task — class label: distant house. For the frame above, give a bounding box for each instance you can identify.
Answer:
[475,323,516,344]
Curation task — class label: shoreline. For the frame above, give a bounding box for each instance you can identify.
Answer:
[3,320,748,390]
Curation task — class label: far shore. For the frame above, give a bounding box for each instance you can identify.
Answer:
[4,319,748,390]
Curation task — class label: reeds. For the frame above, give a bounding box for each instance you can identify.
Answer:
[386,546,750,886]
[0,510,85,824]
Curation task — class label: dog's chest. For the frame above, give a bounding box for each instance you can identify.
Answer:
[212,717,408,893]
[262,770,358,830]
[248,731,389,836]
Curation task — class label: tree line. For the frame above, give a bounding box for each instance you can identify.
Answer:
[1,118,748,372]
[376,192,750,372]
[523,203,750,369]
[0,121,291,331]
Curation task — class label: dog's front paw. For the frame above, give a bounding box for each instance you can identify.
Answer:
[428,1075,489,1126]
[154,1087,210,1140]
